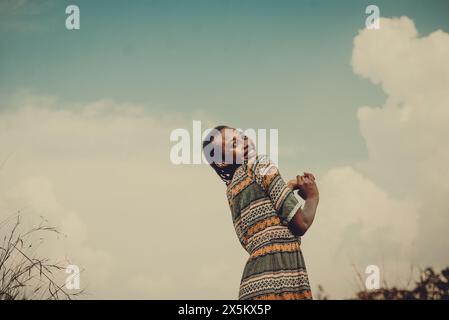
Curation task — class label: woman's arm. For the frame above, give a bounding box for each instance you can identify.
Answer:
[288,197,319,236]
[287,173,319,236]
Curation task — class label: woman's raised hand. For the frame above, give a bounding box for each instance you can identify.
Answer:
[295,172,319,201]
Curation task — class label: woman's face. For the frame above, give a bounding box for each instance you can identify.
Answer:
[213,128,256,166]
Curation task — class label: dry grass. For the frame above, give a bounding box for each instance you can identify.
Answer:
[317,265,449,300]
[0,213,83,300]
[355,267,449,300]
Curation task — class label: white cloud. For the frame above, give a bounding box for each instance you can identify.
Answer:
[306,167,419,297]
[0,96,245,299]
[305,17,449,298]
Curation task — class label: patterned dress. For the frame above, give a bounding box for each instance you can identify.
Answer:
[226,155,312,300]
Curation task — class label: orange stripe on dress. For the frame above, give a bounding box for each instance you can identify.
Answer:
[231,176,254,197]
[249,241,300,258]
[261,167,278,189]
[253,290,312,300]
[244,216,281,243]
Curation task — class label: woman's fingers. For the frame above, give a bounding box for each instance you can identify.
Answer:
[303,172,316,181]
[297,174,316,185]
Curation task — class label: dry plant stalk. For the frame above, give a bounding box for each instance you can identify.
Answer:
[0,214,83,300]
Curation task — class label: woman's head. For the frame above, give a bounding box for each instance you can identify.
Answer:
[203,126,256,183]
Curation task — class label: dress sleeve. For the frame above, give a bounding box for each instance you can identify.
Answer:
[248,155,301,226]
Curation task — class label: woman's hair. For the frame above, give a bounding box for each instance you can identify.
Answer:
[202,125,238,184]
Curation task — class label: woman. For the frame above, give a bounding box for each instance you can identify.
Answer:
[203,125,319,300]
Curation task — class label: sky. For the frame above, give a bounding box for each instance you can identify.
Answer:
[0,0,448,299]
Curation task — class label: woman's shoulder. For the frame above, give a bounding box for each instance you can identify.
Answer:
[227,155,274,190]
[245,154,269,170]
[247,154,277,175]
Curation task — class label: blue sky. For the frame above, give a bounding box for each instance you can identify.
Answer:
[1,0,449,170]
